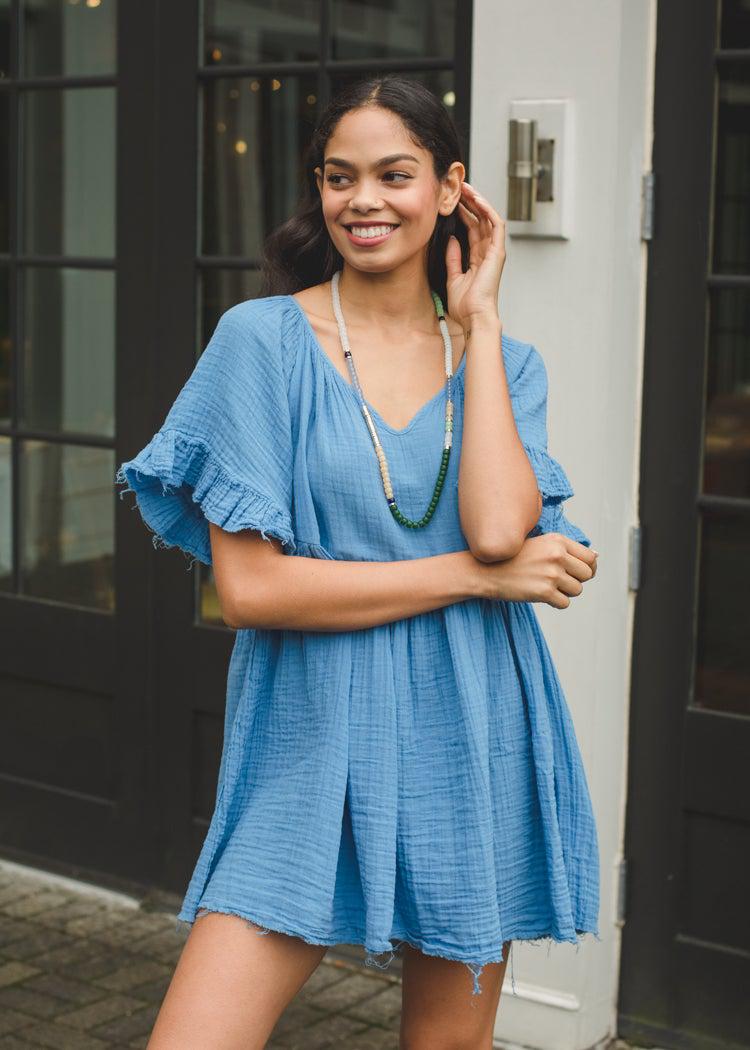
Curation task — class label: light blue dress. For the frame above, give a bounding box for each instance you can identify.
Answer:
[115,292,600,997]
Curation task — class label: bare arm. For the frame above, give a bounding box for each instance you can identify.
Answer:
[458,314,542,561]
[210,525,483,632]
[210,526,598,631]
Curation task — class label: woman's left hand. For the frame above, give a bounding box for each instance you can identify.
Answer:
[444,182,506,331]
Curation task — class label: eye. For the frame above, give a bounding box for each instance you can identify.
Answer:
[323,170,411,186]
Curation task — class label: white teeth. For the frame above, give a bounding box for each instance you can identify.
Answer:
[349,225,396,238]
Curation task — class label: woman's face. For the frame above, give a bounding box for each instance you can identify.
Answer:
[314,105,463,274]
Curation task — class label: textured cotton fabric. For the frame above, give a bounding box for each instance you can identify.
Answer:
[115,292,600,997]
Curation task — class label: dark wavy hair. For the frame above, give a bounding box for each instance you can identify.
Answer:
[260,74,469,307]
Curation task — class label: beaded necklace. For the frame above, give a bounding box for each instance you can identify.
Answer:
[330,269,455,530]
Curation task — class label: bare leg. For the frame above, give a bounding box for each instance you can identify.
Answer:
[147,910,329,1050]
[399,939,512,1050]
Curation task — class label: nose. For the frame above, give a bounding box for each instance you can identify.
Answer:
[349,199,383,214]
[347,182,384,213]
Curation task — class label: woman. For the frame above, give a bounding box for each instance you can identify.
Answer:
[116,74,601,1050]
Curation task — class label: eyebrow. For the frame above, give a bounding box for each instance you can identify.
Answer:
[323,153,421,169]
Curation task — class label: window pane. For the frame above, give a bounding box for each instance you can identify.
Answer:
[23,87,116,258]
[0,436,10,593]
[202,0,320,65]
[22,267,115,438]
[0,266,9,425]
[20,439,114,611]
[0,0,10,80]
[702,286,750,499]
[22,0,117,77]
[712,62,750,275]
[693,511,750,716]
[198,566,225,626]
[201,75,317,257]
[721,0,750,48]
[331,0,456,60]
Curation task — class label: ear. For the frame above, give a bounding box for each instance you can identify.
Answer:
[438,160,465,216]
[314,166,324,196]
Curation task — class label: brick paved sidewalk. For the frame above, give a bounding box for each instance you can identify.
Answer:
[0,861,651,1050]
[0,860,403,1049]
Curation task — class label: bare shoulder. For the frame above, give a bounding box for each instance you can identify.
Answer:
[291,281,331,317]
[290,281,341,347]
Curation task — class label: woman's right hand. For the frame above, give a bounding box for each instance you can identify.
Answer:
[473,534,598,609]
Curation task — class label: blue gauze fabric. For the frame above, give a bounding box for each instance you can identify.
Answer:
[115,294,601,999]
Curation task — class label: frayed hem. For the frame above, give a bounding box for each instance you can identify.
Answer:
[115,466,203,571]
[177,906,601,1001]
[180,907,496,1001]
[114,451,299,572]
[363,926,601,999]
[361,939,506,1000]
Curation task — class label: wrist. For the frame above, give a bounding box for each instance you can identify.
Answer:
[454,550,491,600]
[463,312,502,336]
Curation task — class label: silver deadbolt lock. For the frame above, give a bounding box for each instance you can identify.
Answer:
[507,118,555,222]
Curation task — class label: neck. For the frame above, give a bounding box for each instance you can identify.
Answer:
[336,257,437,328]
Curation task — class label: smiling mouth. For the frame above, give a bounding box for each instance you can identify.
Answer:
[343,223,400,244]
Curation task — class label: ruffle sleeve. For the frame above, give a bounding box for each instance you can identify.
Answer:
[508,343,592,548]
[115,298,297,568]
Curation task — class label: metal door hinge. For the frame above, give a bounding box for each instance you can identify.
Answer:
[641,172,655,240]
[616,857,628,924]
[628,525,642,591]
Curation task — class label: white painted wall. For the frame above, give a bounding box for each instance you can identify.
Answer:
[470,2,657,1047]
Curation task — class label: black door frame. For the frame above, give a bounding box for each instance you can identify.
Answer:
[0,0,160,898]
[619,2,750,1046]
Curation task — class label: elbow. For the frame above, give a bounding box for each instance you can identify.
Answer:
[210,527,289,629]
[220,596,244,629]
[469,527,529,563]
[473,492,543,562]
[461,484,542,564]
[219,587,267,630]
[221,578,289,630]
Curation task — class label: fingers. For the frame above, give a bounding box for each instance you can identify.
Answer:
[456,201,481,255]
[555,564,590,600]
[457,191,486,245]
[461,183,505,254]
[458,183,485,223]
[530,534,597,607]
[462,183,502,224]
[563,552,595,583]
[444,232,463,282]
[457,199,480,226]
[559,536,598,572]
[457,188,489,263]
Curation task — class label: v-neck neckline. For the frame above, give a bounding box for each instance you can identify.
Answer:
[286,293,466,436]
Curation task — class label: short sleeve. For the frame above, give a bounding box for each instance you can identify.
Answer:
[115,298,297,568]
[508,342,593,548]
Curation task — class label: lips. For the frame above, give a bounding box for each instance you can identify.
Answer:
[343,223,399,246]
